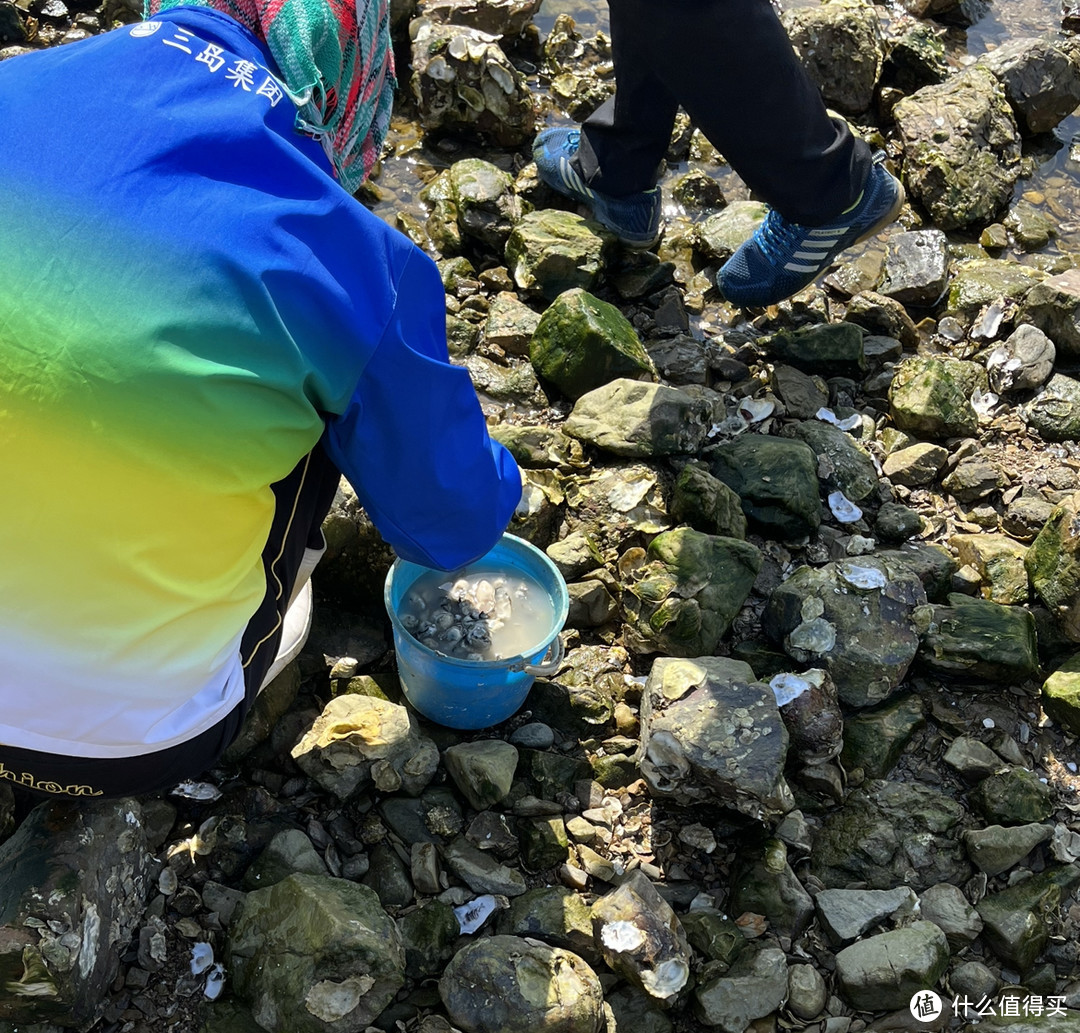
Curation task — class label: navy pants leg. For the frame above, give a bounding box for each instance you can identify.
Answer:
[575,0,873,225]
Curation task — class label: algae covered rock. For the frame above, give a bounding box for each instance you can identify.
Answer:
[812,779,971,891]
[893,66,1021,231]
[1027,491,1080,640]
[564,379,711,458]
[707,435,822,539]
[439,934,605,1033]
[508,211,615,300]
[919,595,1040,683]
[621,527,762,656]
[888,355,987,439]
[530,287,654,398]
[227,874,405,1033]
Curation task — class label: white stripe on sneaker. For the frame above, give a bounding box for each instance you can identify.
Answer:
[559,157,594,200]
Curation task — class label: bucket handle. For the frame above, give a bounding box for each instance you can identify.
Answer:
[512,634,566,677]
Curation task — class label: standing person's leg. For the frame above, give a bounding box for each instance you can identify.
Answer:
[588,0,871,223]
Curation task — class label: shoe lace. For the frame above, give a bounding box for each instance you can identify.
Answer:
[562,129,581,155]
[756,210,808,264]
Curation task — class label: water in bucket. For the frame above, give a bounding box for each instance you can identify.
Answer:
[384,534,568,730]
[396,569,556,662]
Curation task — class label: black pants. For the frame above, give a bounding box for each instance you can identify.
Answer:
[576,0,873,225]
[0,440,342,799]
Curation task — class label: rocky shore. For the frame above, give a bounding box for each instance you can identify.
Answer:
[6,1,1080,1032]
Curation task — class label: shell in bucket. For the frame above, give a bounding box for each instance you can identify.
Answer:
[384,533,568,729]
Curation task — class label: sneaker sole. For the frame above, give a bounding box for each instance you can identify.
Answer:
[850,177,906,248]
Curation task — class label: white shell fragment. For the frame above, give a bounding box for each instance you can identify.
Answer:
[204,962,226,1000]
[738,397,775,424]
[170,780,222,802]
[828,490,863,523]
[454,894,501,934]
[839,562,887,590]
[190,942,214,976]
[770,672,813,707]
[601,920,647,953]
[971,386,999,415]
[815,407,862,431]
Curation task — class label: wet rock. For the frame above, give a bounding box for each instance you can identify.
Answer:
[893,67,1022,231]
[362,841,414,907]
[442,739,519,810]
[765,556,928,708]
[507,210,615,301]
[226,874,405,1033]
[888,356,987,439]
[1019,267,1080,357]
[0,799,152,1028]
[785,418,879,502]
[834,921,950,1011]
[693,944,789,1033]
[483,291,541,356]
[881,21,950,93]
[423,158,525,255]
[567,579,618,627]
[399,899,458,979]
[879,229,950,307]
[840,692,926,779]
[443,835,528,896]
[591,870,690,1001]
[947,257,1044,322]
[463,352,546,405]
[707,435,822,539]
[564,379,712,458]
[976,865,1080,971]
[979,36,1080,135]
[782,0,885,116]
[0,3,27,45]
[1022,373,1080,441]
[942,461,1006,505]
[637,656,791,821]
[949,533,1029,604]
[607,987,674,1033]
[763,322,866,377]
[416,0,542,38]
[814,886,918,946]
[670,462,748,539]
[530,287,654,399]
[969,767,1054,825]
[242,828,328,891]
[693,200,768,263]
[811,779,971,891]
[528,645,621,735]
[920,595,1040,683]
[290,695,440,800]
[918,883,983,950]
[621,528,761,656]
[409,20,535,145]
[987,324,1055,394]
[729,837,815,939]
[1027,491,1080,640]
[1042,651,1080,734]
[963,822,1053,876]
[224,662,302,763]
[496,886,597,961]
[882,442,950,487]
[845,290,920,350]
[1004,198,1056,251]
[439,935,604,1033]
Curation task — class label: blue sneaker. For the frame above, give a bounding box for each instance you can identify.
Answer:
[717,159,905,308]
[532,127,663,248]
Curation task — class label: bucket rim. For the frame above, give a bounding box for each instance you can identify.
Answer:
[383,532,569,669]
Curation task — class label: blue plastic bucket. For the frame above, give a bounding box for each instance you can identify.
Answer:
[383,533,569,730]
